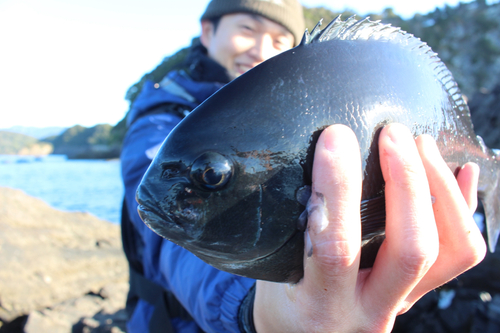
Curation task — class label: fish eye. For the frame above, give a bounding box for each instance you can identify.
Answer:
[190,152,232,191]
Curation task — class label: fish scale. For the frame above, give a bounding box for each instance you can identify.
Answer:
[137,16,500,283]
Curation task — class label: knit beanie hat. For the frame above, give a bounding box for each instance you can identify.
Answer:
[200,0,305,46]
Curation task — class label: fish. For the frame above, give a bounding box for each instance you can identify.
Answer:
[136,16,500,283]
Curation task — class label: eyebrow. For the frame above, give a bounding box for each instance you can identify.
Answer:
[249,14,263,23]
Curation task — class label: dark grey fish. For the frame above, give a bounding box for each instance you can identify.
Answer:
[136,16,500,283]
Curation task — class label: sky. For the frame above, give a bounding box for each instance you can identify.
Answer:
[0,0,495,129]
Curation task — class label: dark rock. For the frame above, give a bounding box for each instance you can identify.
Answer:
[0,316,27,333]
[23,285,128,333]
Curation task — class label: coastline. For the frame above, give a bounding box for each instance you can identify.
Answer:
[0,187,128,332]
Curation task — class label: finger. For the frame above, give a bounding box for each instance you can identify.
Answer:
[416,135,484,261]
[456,162,480,213]
[303,124,362,304]
[403,135,486,304]
[364,124,439,314]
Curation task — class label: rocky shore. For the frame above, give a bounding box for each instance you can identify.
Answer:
[0,187,128,333]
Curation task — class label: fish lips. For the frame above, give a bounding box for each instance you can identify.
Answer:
[137,172,206,241]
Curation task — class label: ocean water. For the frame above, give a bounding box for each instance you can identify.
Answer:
[0,155,124,223]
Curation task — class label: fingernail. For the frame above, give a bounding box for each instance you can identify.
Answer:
[323,127,338,152]
[323,125,353,152]
[382,124,419,180]
[387,123,414,146]
[419,134,440,156]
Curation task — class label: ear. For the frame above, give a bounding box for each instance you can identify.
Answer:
[200,20,214,49]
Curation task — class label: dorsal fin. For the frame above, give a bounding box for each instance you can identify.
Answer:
[299,15,468,114]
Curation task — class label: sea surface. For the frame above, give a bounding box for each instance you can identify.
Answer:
[0,155,123,223]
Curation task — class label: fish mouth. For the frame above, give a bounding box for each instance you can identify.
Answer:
[137,200,205,242]
[137,204,173,229]
[137,181,207,240]
[136,187,176,232]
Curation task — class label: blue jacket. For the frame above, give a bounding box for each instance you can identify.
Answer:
[121,67,256,333]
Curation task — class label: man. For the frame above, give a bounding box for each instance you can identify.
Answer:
[121,1,485,332]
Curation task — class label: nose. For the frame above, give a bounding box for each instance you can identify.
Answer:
[248,33,277,63]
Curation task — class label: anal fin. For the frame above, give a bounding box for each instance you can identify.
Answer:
[360,195,386,242]
[359,195,386,269]
[482,182,500,253]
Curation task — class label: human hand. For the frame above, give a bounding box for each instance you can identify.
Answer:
[253,123,486,333]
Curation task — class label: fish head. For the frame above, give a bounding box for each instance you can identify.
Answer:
[136,73,307,281]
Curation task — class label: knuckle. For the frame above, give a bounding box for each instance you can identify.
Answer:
[398,255,429,279]
[317,253,357,271]
[458,237,487,268]
[314,240,359,274]
[396,301,415,316]
[397,244,437,279]
[397,164,424,188]
[385,163,426,194]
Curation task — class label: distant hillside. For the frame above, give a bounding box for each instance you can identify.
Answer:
[2,126,67,139]
[44,124,120,159]
[404,0,500,98]
[0,131,53,155]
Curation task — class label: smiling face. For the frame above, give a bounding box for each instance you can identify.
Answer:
[200,13,295,80]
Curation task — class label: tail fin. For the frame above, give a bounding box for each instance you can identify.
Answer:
[482,149,500,252]
[483,183,500,252]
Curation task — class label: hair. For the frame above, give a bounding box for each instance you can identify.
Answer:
[209,16,221,34]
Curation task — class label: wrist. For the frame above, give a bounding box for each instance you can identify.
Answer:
[254,281,300,333]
